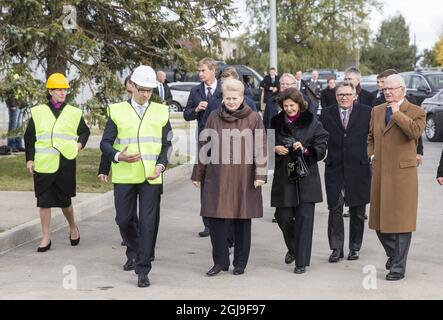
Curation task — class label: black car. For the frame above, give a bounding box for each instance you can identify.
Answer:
[422,90,443,142]
[400,69,443,106]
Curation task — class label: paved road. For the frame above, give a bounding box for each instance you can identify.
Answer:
[0,139,442,299]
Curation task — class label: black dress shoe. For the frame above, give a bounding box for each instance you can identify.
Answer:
[123,259,135,271]
[149,255,155,262]
[364,214,368,220]
[385,257,393,270]
[206,265,229,276]
[272,218,277,223]
[343,211,350,217]
[198,227,210,237]
[69,227,80,246]
[294,266,306,274]
[37,240,51,252]
[328,249,344,263]
[121,240,126,246]
[137,274,150,287]
[386,272,404,281]
[285,251,295,264]
[233,267,244,275]
[347,250,359,260]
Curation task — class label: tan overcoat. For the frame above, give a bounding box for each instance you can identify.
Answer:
[367,100,425,233]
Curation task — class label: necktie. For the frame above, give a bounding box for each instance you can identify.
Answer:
[159,83,164,100]
[385,106,392,125]
[207,87,212,101]
[137,105,144,118]
[341,109,348,129]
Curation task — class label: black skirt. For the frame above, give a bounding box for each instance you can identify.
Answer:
[36,182,72,208]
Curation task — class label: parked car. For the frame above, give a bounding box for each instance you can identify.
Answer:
[400,69,443,106]
[360,81,377,93]
[422,89,443,142]
[168,82,200,112]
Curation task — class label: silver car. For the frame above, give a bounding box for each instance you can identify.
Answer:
[168,82,200,112]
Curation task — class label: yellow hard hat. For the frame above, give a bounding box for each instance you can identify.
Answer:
[46,73,70,89]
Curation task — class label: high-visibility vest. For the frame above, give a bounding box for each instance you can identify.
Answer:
[108,101,169,184]
[31,104,82,173]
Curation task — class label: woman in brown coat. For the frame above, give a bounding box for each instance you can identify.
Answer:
[191,79,267,276]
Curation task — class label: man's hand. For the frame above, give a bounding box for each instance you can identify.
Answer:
[254,180,265,188]
[271,87,278,93]
[391,101,400,113]
[416,154,423,166]
[77,142,83,152]
[118,146,141,163]
[98,174,108,183]
[26,160,34,175]
[147,165,163,180]
[192,181,201,188]
[195,101,208,113]
[275,145,289,155]
[437,177,443,185]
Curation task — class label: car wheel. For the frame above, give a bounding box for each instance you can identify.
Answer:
[169,101,182,112]
[425,114,442,142]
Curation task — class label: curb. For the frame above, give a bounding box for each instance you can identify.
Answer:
[0,163,193,254]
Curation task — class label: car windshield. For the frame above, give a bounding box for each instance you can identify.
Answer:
[425,74,443,90]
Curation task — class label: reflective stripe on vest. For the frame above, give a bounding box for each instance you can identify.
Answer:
[31,104,82,173]
[109,101,169,184]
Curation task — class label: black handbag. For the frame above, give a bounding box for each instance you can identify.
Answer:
[288,148,310,183]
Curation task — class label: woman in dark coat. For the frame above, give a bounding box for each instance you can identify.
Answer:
[24,73,90,252]
[270,87,328,273]
[192,79,267,276]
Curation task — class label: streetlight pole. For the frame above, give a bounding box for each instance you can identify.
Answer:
[269,0,278,72]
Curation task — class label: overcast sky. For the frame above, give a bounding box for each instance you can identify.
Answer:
[232,0,442,52]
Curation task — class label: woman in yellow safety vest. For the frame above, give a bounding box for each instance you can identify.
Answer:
[24,73,90,252]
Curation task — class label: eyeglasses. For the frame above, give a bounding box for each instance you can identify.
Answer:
[336,93,354,98]
[134,85,153,94]
[382,86,402,92]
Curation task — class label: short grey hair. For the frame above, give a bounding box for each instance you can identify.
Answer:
[280,73,296,83]
[386,74,406,88]
[336,81,356,94]
[345,66,362,80]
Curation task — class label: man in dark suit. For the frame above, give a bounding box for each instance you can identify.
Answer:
[320,82,372,263]
[183,57,222,237]
[153,70,173,105]
[301,70,322,114]
[100,65,172,287]
[344,67,374,107]
[260,67,280,107]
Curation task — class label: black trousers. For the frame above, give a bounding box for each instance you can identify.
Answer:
[328,192,366,251]
[114,182,161,275]
[118,195,160,258]
[275,202,315,267]
[200,174,210,229]
[208,218,251,269]
[376,231,412,275]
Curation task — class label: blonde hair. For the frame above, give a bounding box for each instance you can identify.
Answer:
[222,79,244,95]
[198,57,217,71]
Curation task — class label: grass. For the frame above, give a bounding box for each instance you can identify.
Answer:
[0,149,189,193]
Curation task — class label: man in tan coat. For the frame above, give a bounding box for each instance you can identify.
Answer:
[368,74,425,281]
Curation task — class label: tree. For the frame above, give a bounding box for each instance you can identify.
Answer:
[361,14,417,73]
[231,0,379,73]
[0,0,236,127]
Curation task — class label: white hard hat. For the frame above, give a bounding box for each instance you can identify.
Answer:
[130,65,157,88]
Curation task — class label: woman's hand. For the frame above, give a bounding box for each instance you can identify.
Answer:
[26,160,34,175]
[292,142,303,150]
[254,180,265,188]
[275,145,289,155]
[98,174,108,183]
[192,181,201,188]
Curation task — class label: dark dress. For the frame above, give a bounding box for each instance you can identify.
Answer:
[24,101,90,208]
